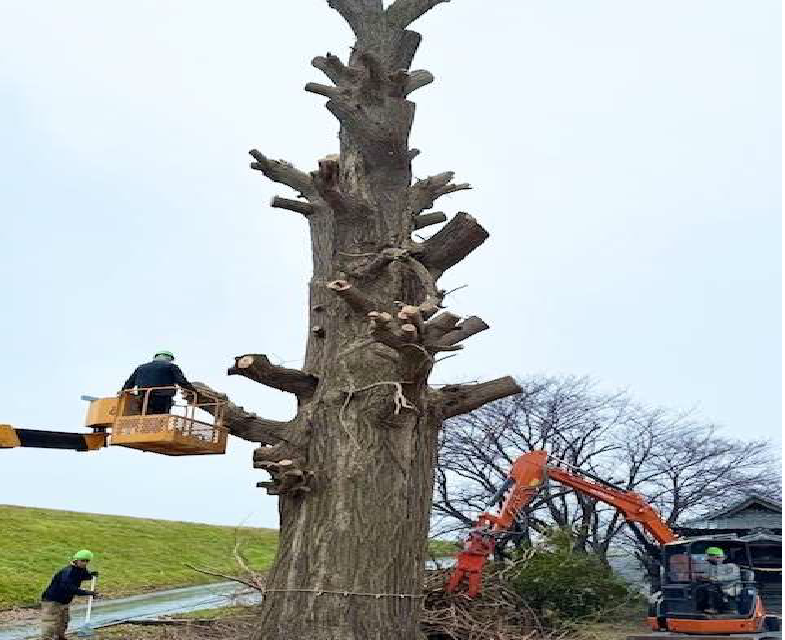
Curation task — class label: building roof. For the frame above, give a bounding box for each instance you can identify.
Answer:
[681,494,782,531]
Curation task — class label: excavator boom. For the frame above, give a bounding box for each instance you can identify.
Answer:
[446,449,678,597]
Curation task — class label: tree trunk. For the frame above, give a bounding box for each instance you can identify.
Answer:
[200,3,521,639]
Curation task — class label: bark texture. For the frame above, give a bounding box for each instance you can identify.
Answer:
[229,2,522,638]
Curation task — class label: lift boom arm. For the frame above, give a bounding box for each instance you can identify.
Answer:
[0,424,106,452]
[446,450,678,596]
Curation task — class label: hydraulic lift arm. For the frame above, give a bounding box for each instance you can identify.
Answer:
[0,424,106,452]
[446,450,678,597]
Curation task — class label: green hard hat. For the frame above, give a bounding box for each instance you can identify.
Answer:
[73,549,94,561]
[705,547,725,557]
[154,350,175,360]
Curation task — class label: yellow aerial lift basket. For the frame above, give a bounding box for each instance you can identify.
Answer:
[85,387,228,456]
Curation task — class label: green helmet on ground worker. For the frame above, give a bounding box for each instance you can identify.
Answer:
[154,350,175,361]
[705,547,725,558]
[73,549,94,561]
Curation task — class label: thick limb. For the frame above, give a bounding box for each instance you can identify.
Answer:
[228,355,319,398]
[191,382,300,446]
[415,212,489,276]
[440,376,522,418]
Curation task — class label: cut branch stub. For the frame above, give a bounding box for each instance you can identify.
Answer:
[270,196,315,216]
[327,279,377,314]
[415,212,489,277]
[368,310,400,344]
[424,310,461,341]
[403,69,435,95]
[253,447,312,495]
[398,304,425,336]
[440,376,522,418]
[352,247,408,279]
[248,149,315,198]
[311,53,356,85]
[434,316,489,346]
[228,355,318,397]
[304,82,342,100]
[413,211,447,230]
[409,171,472,215]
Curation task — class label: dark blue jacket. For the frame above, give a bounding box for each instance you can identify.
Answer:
[41,564,95,604]
[122,360,195,396]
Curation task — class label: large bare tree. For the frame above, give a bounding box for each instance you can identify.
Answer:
[433,375,779,566]
[199,2,520,639]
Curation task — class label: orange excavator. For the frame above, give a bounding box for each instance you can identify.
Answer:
[445,450,782,639]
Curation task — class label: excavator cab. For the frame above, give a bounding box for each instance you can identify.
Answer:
[646,536,781,637]
[85,387,228,456]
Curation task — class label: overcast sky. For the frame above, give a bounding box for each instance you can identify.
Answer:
[0,1,780,528]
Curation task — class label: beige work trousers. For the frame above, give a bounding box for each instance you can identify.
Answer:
[40,601,69,639]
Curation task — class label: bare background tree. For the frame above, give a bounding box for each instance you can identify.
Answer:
[433,375,780,573]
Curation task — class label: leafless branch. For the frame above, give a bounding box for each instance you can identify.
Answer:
[192,382,299,446]
[327,279,378,314]
[185,563,261,592]
[312,53,355,85]
[249,149,315,198]
[441,377,522,419]
[270,196,315,216]
[228,354,319,397]
[413,211,447,230]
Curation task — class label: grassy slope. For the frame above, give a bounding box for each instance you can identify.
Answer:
[0,505,278,609]
[0,505,459,609]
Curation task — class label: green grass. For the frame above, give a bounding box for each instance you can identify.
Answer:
[427,539,460,556]
[0,505,278,609]
[0,505,460,610]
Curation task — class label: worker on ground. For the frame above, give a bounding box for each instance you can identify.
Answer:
[40,550,99,640]
[696,546,741,613]
[121,350,197,414]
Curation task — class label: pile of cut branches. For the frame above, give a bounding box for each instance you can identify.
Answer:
[421,565,544,640]
[117,609,259,639]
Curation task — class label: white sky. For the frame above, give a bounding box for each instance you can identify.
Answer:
[0,1,780,528]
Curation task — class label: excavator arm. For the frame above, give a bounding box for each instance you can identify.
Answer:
[0,424,106,452]
[446,450,678,597]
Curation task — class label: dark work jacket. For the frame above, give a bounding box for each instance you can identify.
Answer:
[122,360,196,396]
[41,565,95,604]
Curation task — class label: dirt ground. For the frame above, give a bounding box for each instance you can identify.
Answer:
[82,613,650,640]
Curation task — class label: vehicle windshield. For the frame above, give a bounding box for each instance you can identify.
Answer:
[664,541,748,583]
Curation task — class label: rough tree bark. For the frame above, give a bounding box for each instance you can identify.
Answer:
[212,2,521,638]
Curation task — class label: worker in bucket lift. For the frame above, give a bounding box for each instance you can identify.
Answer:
[695,546,741,613]
[40,550,99,640]
[121,350,197,414]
